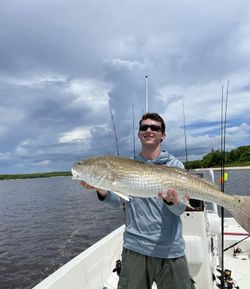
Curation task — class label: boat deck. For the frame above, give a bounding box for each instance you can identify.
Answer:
[32,216,250,289]
[222,218,250,289]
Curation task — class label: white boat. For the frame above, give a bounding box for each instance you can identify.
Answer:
[32,171,250,289]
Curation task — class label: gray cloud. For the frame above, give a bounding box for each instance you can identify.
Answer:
[1,0,250,173]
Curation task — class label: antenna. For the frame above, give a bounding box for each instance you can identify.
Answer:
[132,104,136,159]
[145,75,148,113]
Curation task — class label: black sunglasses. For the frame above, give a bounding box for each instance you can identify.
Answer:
[139,124,162,132]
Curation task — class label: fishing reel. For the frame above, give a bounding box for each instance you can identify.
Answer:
[233,247,242,257]
[112,259,122,276]
[216,268,240,289]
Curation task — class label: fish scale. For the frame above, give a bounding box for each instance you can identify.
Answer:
[72,155,250,233]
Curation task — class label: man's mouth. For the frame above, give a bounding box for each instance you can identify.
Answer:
[143,134,153,140]
[143,132,153,138]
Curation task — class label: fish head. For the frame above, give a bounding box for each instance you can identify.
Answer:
[72,160,90,180]
[71,157,114,189]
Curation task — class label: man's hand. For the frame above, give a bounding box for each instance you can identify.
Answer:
[80,180,96,190]
[80,181,108,197]
[158,188,179,204]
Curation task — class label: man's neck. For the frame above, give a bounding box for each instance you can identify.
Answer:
[140,146,161,160]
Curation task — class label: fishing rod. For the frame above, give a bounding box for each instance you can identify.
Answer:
[109,104,127,225]
[109,104,120,156]
[224,235,249,252]
[182,99,189,170]
[220,84,225,289]
[219,80,230,289]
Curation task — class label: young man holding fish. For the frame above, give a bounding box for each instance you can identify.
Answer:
[80,112,195,289]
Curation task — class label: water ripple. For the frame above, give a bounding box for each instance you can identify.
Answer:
[0,177,123,289]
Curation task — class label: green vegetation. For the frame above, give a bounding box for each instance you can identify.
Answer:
[1,146,249,179]
[0,171,71,180]
[185,145,250,169]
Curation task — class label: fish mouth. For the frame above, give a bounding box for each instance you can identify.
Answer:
[71,167,79,179]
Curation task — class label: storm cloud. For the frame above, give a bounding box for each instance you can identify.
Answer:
[1,0,250,173]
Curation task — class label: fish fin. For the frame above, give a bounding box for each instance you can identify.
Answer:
[181,195,194,210]
[113,191,130,202]
[231,195,250,233]
[201,178,219,189]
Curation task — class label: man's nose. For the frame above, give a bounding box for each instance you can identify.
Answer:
[145,128,152,134]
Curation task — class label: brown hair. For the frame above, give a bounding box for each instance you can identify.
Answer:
[139,112,166,133]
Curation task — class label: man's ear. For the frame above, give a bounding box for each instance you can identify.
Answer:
[161,132,166,142]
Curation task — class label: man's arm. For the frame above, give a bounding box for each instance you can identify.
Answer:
[80,181,121,207]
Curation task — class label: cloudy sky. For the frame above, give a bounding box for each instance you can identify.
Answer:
[1,0,250,174]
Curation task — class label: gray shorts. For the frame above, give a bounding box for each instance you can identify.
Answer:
[117,248,195,289]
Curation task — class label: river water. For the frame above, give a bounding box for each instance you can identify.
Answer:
[0,169,249,289]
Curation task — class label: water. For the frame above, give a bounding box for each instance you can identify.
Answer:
[201,168,250,216]
[0,177,124,289]
[213,169,250,196]
[0,169,249,289]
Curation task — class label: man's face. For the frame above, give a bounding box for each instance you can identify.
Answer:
[138,118,166,147]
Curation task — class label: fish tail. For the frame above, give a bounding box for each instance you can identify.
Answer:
[231,195,250,233]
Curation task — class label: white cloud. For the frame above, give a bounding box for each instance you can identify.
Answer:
[66,79,111,113]
[37,160,50,166]
[15,140,32,156]
[59,128,92,143]
[2,74,67,88]
[110,58,144,70]
[1,0,250,173]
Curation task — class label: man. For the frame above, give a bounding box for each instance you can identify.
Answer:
[81,112,195,289]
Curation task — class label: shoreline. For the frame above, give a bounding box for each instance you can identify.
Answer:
[1,165,250,180]
[195,166,250,171]
[0,171,71,180]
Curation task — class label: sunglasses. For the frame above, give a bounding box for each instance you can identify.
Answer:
[139,124,162,132]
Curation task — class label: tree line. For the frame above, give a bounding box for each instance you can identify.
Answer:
[0,171,71,180]
[184,145,250,169]
[1,146,249,179]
